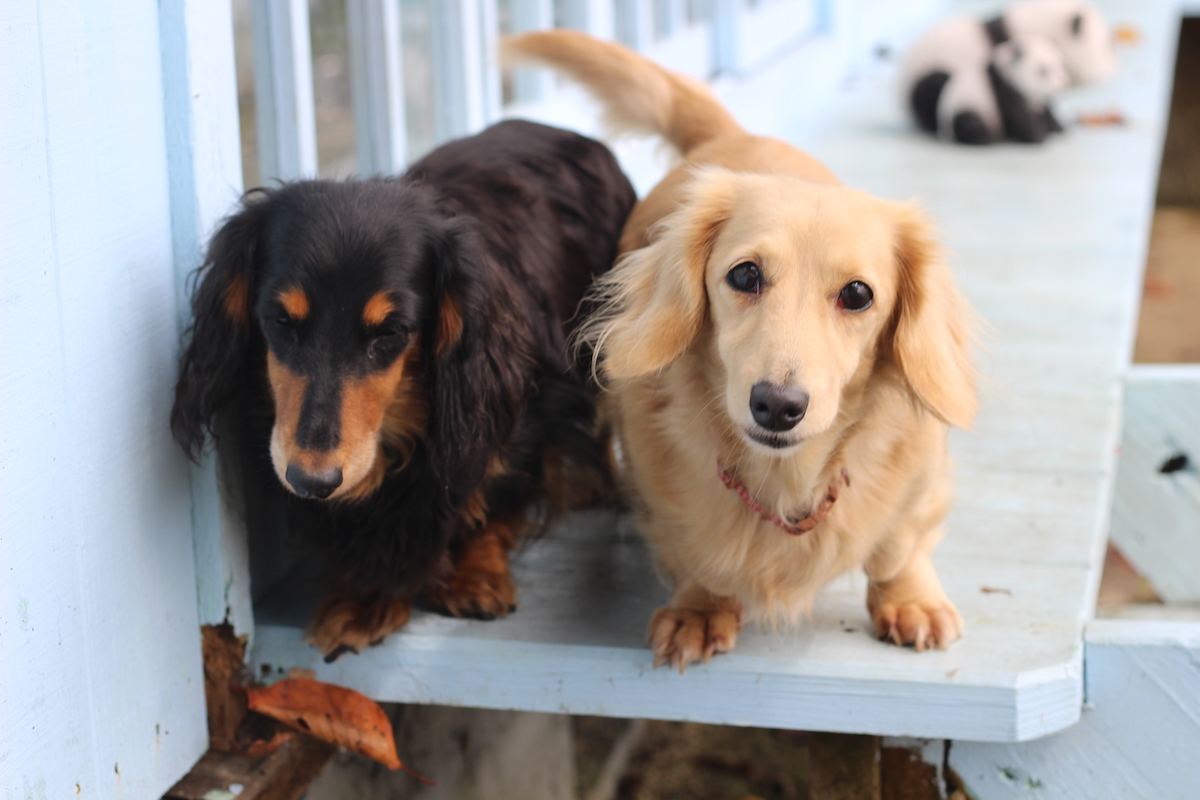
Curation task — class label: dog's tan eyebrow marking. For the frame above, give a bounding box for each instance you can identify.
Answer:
[223,273,250,324]
[435,291,464,355]
[363,291,395,327]
[278,286,310,321]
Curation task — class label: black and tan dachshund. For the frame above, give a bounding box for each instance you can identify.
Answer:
[172,120,635,658]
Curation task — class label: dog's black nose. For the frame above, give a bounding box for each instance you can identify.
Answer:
[285,464,343,499]
[749,382,809,432]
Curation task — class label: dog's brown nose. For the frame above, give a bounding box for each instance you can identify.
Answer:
[750,382,809,432]
[285,464,343,499]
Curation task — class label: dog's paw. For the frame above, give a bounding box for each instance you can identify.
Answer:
[647,605,741,673]
[306,594,412,661]
[423,526,518,621]
[423,563,516,621]
[872,598,962,652]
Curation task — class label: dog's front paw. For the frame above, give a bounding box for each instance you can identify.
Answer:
[648,605,741,673]
[423,564,517,621]
[423,525,518,621]
[871,597,962,652]
[306,594,412,661]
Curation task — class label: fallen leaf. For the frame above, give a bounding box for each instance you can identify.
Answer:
[980,586,1013,595]
[1077,111,1126,127]
[1113,23,1141,44]
[246,678,403,770]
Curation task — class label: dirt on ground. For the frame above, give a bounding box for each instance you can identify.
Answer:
[574,717,810,800]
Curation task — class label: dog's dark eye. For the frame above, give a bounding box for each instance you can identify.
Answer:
[726,262,763,295]
[269,315,300,346]
[838,281,873,312]
[367,330,406,362]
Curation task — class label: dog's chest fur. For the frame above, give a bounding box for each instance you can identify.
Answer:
[615,350,951,621]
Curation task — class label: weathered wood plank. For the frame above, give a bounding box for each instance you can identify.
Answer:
[507,0,556,104]
[1111,365,1200,602]
[949,620,1200,799]
[164,736,334,800]
[1,0,211,795]
[250,0,318,179]
[160,0,254,637]
[347,0,409,175]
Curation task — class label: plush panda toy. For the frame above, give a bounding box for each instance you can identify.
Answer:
[911,34,1071,144]
[1005,0,1118,85]
[902,0,1117,145]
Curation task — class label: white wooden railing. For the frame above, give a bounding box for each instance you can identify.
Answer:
[242,0,831,183]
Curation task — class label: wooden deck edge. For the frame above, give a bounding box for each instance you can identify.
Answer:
[251,622,1083,743]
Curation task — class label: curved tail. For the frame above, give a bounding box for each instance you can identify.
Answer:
[502,29,743,156]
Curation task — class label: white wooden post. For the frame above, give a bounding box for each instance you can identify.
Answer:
[432,0,497,142]
[509,0,555,103]
[162,0,256,640]
[558,0,616,38]
[1110,365,1200,603]
[712,0,740,74]
[614,0,653,50]
[250,0,319,179]
[479,0,504,124]
[2,0,227,794]
[347,0,409,175]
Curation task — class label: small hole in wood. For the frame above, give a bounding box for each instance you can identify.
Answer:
[1159,453,1190,474]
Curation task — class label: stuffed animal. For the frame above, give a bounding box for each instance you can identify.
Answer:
[902,0,1117,145]
[1004,0,1117,85]
[910,34,1071,144]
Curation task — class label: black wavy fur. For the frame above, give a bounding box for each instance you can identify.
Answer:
[171,120,635,611]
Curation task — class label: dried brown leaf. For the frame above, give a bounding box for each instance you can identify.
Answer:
[246,678,402,769]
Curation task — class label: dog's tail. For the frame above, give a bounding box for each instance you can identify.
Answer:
[502,29,743,156]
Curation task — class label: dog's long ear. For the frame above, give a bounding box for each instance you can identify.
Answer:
[891,203,977,429]
[426,219,534,505]
[577,169,738,380]
[171,194,270,460]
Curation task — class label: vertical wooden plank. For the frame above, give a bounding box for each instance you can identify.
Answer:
[614,0,652,50]
[160,0,256,640]
[250,0,319,179]
[478,0,504,124]
[508,0,555,103]
[558,0,616,39]
[347,0,409,175]
[1111,365,1200,603]
[1,0,210,795]
[712,0,739,74]
[432,0,498,142]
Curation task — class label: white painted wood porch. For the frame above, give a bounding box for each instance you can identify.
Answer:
[250,0,1185,746]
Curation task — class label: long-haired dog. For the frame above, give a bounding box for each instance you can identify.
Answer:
[172,120,635,658]
[505,33,977,670]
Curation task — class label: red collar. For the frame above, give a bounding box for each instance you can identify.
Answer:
[717,459,847,536]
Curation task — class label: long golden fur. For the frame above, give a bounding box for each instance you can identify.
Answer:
[505,31,977,671]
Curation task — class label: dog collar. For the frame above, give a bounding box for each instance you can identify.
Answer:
[717,459,847,536]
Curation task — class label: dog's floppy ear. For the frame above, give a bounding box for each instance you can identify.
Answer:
[578,169,738,380]
[891,203,977,429]
[426,219,534,505]
[171,193,271,460]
